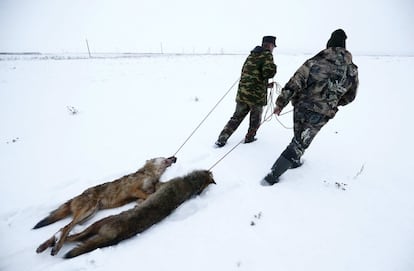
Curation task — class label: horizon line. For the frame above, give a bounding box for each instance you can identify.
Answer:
[1,51,413,58]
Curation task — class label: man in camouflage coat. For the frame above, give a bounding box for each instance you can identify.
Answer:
[263,29,359,185]
[215,36,277,147]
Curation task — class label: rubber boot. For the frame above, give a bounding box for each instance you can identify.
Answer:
[262,155,292,185]
[215,133,229,148]
[244,129,257,144]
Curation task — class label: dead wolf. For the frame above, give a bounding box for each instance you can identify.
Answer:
[62,170,215,258]
[34,156,177,256]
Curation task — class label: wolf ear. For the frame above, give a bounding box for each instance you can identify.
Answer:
[207,171,216,184]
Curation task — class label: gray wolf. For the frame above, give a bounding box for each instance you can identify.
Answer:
[34,156,177,255]
[63,170,215,258]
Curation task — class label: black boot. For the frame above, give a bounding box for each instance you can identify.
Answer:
[262,155,292,185]
[282,141,303,169]
[244,129,257,144]
[290,159,303,169]
[215,134,229,148]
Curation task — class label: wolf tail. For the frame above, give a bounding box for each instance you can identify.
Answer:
[33,201,72,229]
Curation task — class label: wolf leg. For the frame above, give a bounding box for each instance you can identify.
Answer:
[51,205,98,256]
[64,234,112,259]
[36,235,57,253]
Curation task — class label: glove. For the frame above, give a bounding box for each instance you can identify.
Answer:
[274,106,282,116]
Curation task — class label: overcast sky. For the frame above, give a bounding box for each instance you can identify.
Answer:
[0,0,413,55]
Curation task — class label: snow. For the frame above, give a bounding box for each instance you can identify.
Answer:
[1,53,414,271]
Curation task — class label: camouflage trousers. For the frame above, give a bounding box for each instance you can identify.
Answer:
[217,101,263,143]
[281,107,330,163]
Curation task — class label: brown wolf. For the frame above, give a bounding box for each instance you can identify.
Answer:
[34,156,177,256]
[62,170,215,258]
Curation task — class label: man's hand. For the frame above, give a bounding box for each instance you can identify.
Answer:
[267,82,274,88]
[274,106,282,116]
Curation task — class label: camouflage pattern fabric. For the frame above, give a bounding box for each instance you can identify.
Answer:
[217,102,263,142]
[276,47,358,118]
[281,108,330,163]
[277,47,358,162]
[236,46,277,106]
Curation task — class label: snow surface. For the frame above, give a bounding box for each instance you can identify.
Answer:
[1,53,413,271]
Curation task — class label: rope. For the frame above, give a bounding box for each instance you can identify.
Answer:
[173,77,240,157]
[171,77,294,171]
[208,112,274,171]
[208,82,293,170]
[208,139,244,171]
[208,83,276,171]
[264,82,293,129]
[273,114,293,129]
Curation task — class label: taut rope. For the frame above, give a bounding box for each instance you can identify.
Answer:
[208,82,293,170]
[173,77,240,157]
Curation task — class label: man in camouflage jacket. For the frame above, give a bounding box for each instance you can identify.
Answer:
[263,29,359,185]
[215,36,277,147]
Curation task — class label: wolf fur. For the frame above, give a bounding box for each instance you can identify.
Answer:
[34,156,177,256]
[63,170,215,258]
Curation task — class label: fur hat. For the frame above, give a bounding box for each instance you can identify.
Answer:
[326,29,347,49]
[262,36,276,46]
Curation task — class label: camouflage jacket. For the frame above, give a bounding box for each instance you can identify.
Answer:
[236,46,277,106]
[276,47,358,118]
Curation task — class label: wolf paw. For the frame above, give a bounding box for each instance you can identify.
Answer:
[36,236,56,253]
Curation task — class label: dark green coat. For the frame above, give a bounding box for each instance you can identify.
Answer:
[236,46,277,106]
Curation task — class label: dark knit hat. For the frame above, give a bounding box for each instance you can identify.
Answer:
[262,36,277,46]
[326,29,347,48]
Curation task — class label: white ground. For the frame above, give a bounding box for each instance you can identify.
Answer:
[1,53,413,270]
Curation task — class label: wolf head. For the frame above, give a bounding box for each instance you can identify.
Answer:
[186,170,216,195]
[144,156,177,175]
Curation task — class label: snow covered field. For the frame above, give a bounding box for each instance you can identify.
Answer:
[1,53,413,271]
